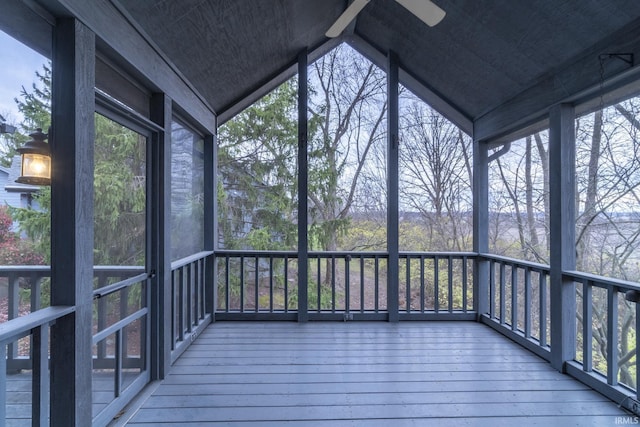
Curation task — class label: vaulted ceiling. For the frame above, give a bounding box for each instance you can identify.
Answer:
[88,1,640,136]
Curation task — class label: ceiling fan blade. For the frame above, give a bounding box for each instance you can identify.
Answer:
[325,0,371,38]
[395,0,446,27]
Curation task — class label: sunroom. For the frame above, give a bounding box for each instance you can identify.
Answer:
[1,0,640,425]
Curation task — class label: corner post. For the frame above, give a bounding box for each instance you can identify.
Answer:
[387,51,400,322]
[49,17,95,426]
[549,103,576,371]
[297,50,309,322]
[473,137,489,317]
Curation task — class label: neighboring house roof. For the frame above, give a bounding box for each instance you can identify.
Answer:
[4,155,41,193]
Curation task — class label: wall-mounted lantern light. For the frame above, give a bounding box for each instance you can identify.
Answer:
[16,128,51,186]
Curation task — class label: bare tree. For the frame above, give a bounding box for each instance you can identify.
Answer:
[398,98,473,251]
[307,45,387,253]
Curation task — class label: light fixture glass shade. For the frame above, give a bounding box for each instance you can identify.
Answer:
[16,128,51,186]
[19,153,51,185]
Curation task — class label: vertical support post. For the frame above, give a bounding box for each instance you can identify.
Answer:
[387,51,400,322]
[150,93,172,379]
[205,132,217,317]
[297,50,309,322]
[473,138,489,317]
[549,103,576,372]
[49,17,95,426]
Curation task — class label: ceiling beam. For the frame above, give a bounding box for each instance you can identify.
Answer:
[474,17,640,143]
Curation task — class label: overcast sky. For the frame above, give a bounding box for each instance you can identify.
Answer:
[0,30,48,126]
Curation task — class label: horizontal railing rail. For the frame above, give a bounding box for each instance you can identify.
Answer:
[563,269,640,412]
[478,254,551,360]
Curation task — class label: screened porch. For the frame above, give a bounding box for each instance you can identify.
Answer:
[1,0,640,426]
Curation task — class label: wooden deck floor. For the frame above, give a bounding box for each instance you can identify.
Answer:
[118,321,628,426]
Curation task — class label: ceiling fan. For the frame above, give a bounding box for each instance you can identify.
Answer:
[326,0,446,38]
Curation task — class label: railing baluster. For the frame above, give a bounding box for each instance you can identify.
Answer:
[32,324,48,426]
[540,272,547,347]
[420,255,425,313]
[583,280,593,372]
[406,256,411,313]
[30,274,41,311]
[489,261,496,319]
[360,255,365,313]
[284,255,289,312]
[524,267,531,338]
[239,255,245,313]
[254,255,259,313]
[225,255,230,312]
[122,282,131,361]
[269,256,274,313]
[374,256,379,313]
[115,329,122,397]
[7,274,18,369]
[200,258,206,319]
[607,286,618,386]
[500,262,506,325]
[511,265,518,332]
[345,256,351,314]
[331,255,336,312]
[171,270,176,349]
[97,273,108,361]
[462,256,468,313]
[317,256,322,312]
[448,255,453,313]
[178,267,185,343]
[434,256,439,313]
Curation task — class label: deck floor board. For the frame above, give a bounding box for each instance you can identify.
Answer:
[120,321,629,426]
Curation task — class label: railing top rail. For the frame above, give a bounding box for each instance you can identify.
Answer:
[563,269,640,291]
[92,265,145,273]
[0,265,50,273]
[93,272,149,299]
[215,249,297,257]
[171,251,214,270]
[400,251,477,258]
[214,250,478,258]
[479,253,550,272]
[310,251,386,258]
[0,265,145,274]
[0,305,74,343]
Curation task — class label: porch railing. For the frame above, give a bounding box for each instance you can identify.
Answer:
[479,254,551,360]
[214,250,475,320]
[2,252,639,422]
[478,253,640,414]
[170,251,213,362]
[0,305,75,425]
[563,269,640,412]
